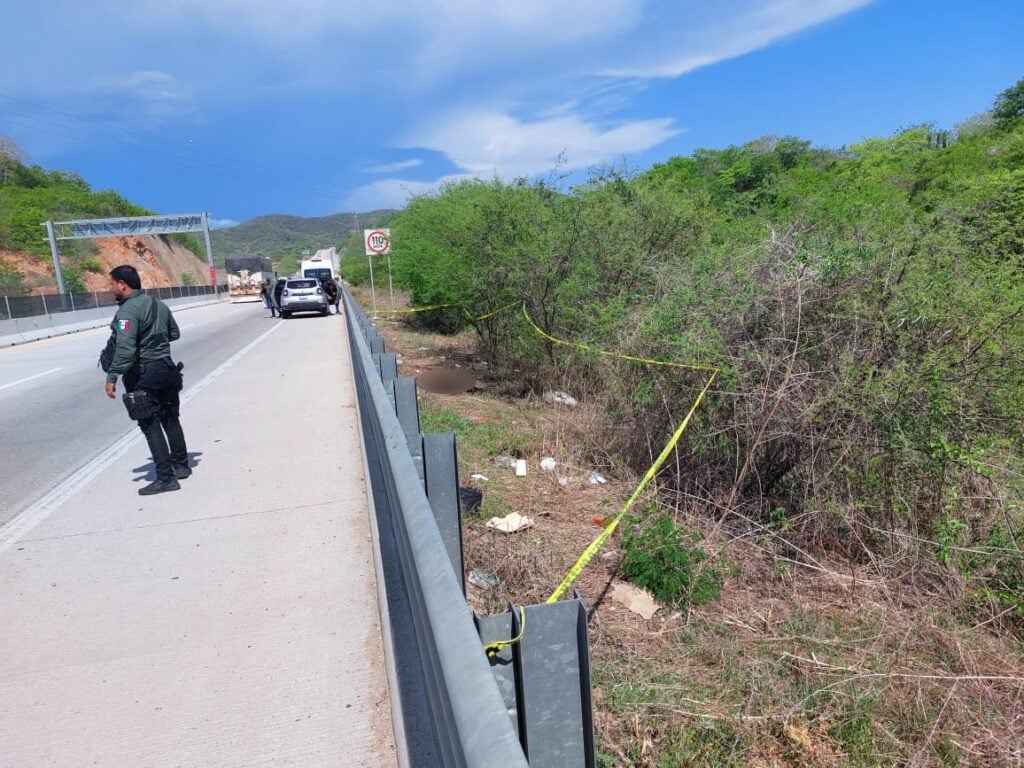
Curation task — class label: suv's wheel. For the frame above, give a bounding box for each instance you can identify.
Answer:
[282,311,291,318]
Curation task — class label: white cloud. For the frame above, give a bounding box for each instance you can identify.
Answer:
[81,71,195,123]
[345,174,473,211]
[410,0,644,78]
[411,108,678,177]
[128,0,391,42]
[208,217,240,229]
[133,0,642,49]
[363,159,423,174]
[124,0,870,87]
[348,106,679,210]
[602,0,875,78]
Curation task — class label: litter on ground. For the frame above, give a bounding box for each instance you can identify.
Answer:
[540,457,557,471]
[468,569,499,590]
[459,486,483,514]
[610,582,660,620]
[486,512,534,533]
[543,390,579,407]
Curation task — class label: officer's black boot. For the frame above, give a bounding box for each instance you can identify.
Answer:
[139,478,181,495]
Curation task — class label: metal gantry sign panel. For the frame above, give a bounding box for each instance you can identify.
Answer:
[53,214,208,240]
[43,212,218,293]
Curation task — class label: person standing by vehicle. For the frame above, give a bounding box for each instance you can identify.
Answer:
[322,276,340,315]
[260,279,279,317]
[102,265,190,496]
[273,277,287,318]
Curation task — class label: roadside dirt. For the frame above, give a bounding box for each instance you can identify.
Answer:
[353,286,1024,768]
[2,235,210,295]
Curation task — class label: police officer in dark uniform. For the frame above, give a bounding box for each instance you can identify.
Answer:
[273,277,286,318]
[103,265,190,496]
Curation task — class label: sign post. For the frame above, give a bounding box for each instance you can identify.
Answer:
[364,228,392,311]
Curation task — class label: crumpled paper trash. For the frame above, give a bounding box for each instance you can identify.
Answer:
[543,390,578,407]
[610,581,660,619]
[486,512,534,533]
[468,569,499,589]
[540,457,557,471]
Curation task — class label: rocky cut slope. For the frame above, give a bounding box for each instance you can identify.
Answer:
[1,235,217,296]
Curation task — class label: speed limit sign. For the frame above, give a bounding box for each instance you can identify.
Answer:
[364,228,391,256]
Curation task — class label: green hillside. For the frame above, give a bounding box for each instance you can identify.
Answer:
[0,139,200,294]
[0,134,394,290]
[211,210,394,274]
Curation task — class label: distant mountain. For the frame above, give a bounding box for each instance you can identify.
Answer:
[210,210,394,266]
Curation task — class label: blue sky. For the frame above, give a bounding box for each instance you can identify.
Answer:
[1,0,1021,227]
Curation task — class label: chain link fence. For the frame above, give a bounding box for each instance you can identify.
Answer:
[0,284,226,321]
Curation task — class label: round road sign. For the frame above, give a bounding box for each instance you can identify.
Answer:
[365,229,390,254]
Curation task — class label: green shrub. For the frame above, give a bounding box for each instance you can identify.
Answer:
[620,513,722,606]
[0,256,26,295]
[61,264,85,293]
[80,257,104,274]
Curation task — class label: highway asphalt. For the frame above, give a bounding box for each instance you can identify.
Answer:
[0,300,276,526]
[0,300,396,765]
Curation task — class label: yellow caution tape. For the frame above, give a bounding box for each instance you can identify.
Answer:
[364,293,719,602]
[482,605,526,658]
[521,303,719,373]
[367,302,459,314]
[466,300,521,322]
[546,370,718,603]
[368,300,518,320]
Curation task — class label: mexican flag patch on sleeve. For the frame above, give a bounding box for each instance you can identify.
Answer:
[118,319,132,331]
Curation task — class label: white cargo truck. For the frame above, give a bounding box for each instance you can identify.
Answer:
[300,247,340,282]
[225,255,275,303]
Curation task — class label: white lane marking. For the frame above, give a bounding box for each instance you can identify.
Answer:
[0,367,64,392]
[0,322,283,551]
[181,324,196,329]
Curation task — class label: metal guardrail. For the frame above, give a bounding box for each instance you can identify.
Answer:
[343,286,595,768]
[344,287,529,767]
[0,284,226,321]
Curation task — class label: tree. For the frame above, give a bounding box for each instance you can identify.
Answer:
[993,77,1024,129]
[0,135,28,184]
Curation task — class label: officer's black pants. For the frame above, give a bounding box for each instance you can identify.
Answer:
[126,358,188,482]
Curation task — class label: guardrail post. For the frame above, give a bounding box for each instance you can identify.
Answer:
[407,435,425,482]
[4,295,10,320]
[477,611,520,737]
[376,352,398,386]
[423,432,464,590]
[392,377,420,437]
[514,599,595,768]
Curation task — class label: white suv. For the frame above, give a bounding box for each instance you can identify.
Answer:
[280,278,329,318]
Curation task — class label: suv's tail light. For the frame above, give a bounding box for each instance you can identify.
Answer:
[316,288,323,294]
[282,289,289,296]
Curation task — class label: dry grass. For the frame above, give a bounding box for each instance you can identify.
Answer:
[358,287,1024,767]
